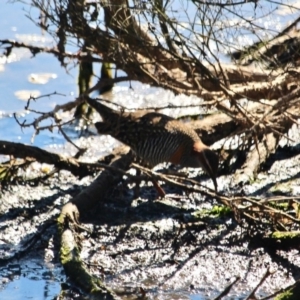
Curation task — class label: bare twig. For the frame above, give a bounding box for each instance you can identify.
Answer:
[213,276,241,300]
[244,268,275,300]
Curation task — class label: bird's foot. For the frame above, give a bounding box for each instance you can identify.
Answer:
[152,180,166,198]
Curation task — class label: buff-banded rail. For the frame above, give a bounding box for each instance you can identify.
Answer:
[86,97,219,196]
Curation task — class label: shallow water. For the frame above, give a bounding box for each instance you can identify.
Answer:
[0,257,63,300]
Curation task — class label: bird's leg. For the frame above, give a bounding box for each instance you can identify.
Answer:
[152,179,189,200]
[152,179,166,198]
[133,168,142,198]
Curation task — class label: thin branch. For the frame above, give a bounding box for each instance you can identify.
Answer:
[244,268,275,300]
[213,276,240,300]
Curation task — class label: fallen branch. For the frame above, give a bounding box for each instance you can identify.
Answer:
[57,146,133,298]
[0,140,93,178]
[59,228,120,299]
[233,132,279,185]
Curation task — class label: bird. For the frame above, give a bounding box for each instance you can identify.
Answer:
[85,97,219,195]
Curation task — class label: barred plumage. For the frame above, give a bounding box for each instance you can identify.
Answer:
[86,97,219,192]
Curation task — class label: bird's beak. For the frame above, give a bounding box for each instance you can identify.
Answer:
[212,177,218,193]
[198,149,218,193]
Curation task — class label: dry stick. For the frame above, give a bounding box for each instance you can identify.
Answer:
[14,118,76,144]
[24,91,67,110]
[213,276,241,300]
[2,139,299,228]
[3,142,299,229]
[59,125,84,152]
[233,103,299,185]
[241,197,300,224]
[131,162,300,226]
[217,74,300,144]
[131,163,216,195]
[140,165,217,193]
[131,163,232,207]
[250,86,300,133]
[234,131,278,186]
[244,268,275,300]
[259,279,300,300]
[0,39,103,62]
[283,110,300,126]
[14,97,84,129]
[233,194,300,225]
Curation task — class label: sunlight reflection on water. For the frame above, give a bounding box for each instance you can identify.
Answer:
[0,0,296,148]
